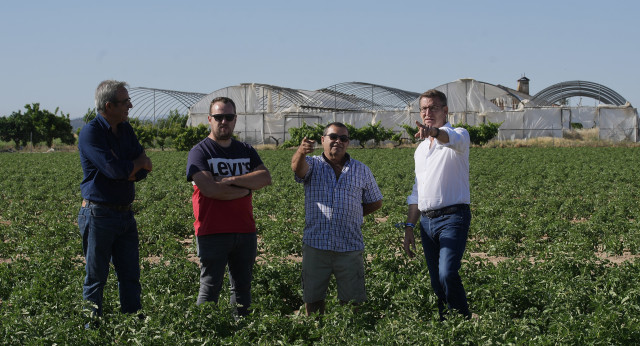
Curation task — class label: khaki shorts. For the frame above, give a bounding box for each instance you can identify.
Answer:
[302,243,366,304]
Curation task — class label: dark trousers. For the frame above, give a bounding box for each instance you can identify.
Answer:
[196,233,257,317]
[419,205,471,319]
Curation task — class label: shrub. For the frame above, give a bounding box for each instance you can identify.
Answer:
[281,123,325,149]
[454,121,502,146]
[173,124,211,151]
[400,124,419,144]
[283,122,395,149]
[353,122,394,148]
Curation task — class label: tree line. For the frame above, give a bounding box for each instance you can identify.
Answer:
[1,104,500,150]
[0,103,75,148]
[0,105,207,151]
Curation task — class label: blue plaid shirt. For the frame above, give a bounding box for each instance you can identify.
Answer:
[295,153,383,252]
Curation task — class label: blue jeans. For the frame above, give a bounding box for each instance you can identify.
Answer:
[419,205,471,319]
[196,233,257,316]
[78,204,141,316]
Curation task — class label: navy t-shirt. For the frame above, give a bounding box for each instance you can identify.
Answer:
[186,137,263,235]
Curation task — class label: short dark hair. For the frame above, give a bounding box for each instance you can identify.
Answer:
[323,122,348,136]
[419,89,447,106]
[210,96,236,114]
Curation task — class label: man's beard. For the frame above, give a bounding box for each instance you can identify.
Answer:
[213,128,232,141]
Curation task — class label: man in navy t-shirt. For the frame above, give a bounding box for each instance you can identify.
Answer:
[186,96,271,317]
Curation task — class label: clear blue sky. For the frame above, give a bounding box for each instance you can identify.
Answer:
[1,0,638,119]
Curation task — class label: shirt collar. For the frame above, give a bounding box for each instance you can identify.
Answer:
[96,113,125,132]
[95,113,111,130]
[321,152,351,165]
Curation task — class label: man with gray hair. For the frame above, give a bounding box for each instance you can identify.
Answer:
[78,80,152,325]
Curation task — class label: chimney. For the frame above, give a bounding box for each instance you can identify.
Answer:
[517,76,530,95]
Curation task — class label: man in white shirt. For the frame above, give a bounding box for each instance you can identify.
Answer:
[403,89,472,320]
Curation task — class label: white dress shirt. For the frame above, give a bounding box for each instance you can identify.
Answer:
[407,123,470,212]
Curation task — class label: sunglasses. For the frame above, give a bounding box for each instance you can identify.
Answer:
[210,114,236,122]
[325,134,349,142]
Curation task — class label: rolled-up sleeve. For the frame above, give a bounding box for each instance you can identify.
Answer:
[407,177,419,205]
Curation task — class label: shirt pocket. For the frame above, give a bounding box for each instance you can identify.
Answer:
[341,181,362,201]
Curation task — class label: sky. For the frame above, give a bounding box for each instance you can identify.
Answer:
[1,0,639,119]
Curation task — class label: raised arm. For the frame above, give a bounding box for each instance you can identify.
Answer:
[415,121,450,143]
[291,137,315,179]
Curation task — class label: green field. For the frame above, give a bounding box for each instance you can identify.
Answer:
[1,147,640,344]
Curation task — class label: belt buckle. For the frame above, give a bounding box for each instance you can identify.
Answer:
[444,205,459,215]
[82,199,131,212]
[423,209,437,218]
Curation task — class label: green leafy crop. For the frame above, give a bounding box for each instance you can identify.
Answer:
[1,147,640,344]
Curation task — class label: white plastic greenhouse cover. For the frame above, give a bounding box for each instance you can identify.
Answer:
[437,79,504,113]
[412,79,638,142]
[187,80,639,145]
[188,83,419,145]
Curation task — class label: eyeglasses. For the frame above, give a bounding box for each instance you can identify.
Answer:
[210,114,236,122]
[325,134,349,142]
[112,98,131,105]
[420,105,444,113]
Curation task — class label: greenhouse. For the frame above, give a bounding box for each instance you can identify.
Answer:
[422,78,638,142]
[128,78,638,145]
[187,82,420,145]
[128,87,207,123]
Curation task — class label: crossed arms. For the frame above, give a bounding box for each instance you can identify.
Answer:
[191,164,272,200]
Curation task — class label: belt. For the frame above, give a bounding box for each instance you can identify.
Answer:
[82,199,132,212]
[422,204,467,218]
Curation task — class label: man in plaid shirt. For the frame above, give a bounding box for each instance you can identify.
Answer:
[291,122,383,315]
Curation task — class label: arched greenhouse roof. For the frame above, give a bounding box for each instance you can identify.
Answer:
[530,80,628,106]
[188,82,420,115]
[407,79,520,114]
[317,82,420,111]
[129,87,207,122]
[130,79,634,126]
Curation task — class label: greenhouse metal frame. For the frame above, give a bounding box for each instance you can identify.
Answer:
[126,79,638,144]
